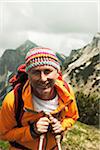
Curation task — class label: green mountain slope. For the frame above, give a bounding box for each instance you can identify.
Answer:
[62,122,100,150]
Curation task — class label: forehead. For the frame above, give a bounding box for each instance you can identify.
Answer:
[30,65,57,71]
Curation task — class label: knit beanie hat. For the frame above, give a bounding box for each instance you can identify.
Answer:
[25,47,60,72]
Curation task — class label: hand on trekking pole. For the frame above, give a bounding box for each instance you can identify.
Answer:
[36,117,50,133]
[49,114,64,134]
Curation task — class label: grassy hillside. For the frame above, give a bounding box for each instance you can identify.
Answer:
[62,122,100,150]
[0,122,99,150]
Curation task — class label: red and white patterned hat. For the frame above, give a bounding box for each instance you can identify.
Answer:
[25,47,60,72]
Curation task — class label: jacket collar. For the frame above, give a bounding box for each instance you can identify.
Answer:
[55,79,74,104]
[22,79,74,110]
[22,80,33,110]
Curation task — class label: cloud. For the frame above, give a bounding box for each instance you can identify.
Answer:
[1,1,98,33]
[0,1,98,56]
[0,31,93,57]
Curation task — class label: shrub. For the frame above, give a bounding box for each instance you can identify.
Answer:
[75,91,99,126]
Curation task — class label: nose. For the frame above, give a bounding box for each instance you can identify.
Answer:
[40,71,47,81]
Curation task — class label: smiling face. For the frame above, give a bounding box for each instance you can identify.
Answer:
[27,65,59,100]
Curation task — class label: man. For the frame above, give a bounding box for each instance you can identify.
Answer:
[0,47,79,150]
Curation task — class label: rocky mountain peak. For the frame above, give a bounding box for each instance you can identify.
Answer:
[91,32,100,48]
[16,40,38,56]
[63,33,100,95]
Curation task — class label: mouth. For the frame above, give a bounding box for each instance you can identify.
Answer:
[38,85,50,89]
[37,82,51,89]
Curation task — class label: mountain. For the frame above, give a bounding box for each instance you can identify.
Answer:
[0,40,38,100]
[0,40,38,72]
[63,33,100,95]
[16,40,38,56]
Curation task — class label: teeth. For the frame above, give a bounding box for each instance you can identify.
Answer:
[38,85,49,89]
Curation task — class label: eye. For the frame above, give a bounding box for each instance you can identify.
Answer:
[44,69,52,75]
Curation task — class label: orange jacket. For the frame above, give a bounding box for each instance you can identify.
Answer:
[0,79,79,150]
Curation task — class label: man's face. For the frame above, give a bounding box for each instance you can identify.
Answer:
[27,65,59,99]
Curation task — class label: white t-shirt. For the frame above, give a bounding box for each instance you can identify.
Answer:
[32,94,58,113]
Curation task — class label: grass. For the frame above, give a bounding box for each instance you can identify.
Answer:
[0,122,100,150]
[0,141,9,150]
[62,121,100,150]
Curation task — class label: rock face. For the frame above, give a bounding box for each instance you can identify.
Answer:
[63,33,100,95]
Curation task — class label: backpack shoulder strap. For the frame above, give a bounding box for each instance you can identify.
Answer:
[10,84,30,149]
[9,64,28,127]
[14,83,24,127]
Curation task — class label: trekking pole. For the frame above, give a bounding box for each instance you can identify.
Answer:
[38,134,45,150]
[47,113,62,150]
[38,112,50,150]
[55,134,62,150]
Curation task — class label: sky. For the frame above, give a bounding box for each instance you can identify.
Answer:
[0,0,99,57]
